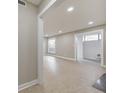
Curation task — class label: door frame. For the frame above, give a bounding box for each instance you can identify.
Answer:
[38,0,105,84]
[37,0,57,85]
[74,33,84,62]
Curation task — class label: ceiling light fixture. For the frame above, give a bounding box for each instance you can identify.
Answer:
[88,21,94,25]
[67,6,74,12]
[58,30,62,33]
[45,34,48,37]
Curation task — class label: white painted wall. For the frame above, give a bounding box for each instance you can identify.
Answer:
[56,33,74,58]
[48,32,75,58]
[44,37,48,55]
[18,3,38,85]
[46,25,106,65]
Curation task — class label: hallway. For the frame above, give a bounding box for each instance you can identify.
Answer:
[19,56,105,93]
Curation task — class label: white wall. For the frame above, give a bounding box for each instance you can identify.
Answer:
[48,32,75,58]
[83,40,101,60]
[47,25,106,65]
[44,38,48,55]
[18,3,38,85]
[56,33,75,58]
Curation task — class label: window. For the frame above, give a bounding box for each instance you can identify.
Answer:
[83,33,101,42]
[48,38,56,54]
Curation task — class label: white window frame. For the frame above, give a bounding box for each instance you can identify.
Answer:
[83,33,101,42]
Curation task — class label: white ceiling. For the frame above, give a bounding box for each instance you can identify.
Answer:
[42,0,106,36]
[26,0,43,6]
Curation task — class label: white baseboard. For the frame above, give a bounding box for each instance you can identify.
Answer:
[48,54,76,61]
[18,79,38,91]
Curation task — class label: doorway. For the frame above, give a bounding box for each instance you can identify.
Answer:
[75,29,104,66]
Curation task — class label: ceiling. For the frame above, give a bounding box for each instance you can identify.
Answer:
[26,0,43,6]
[42,0,106,37]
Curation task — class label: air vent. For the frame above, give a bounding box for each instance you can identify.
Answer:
[18,0,26,6]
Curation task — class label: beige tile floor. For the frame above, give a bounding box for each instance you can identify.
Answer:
[19,56,105,93]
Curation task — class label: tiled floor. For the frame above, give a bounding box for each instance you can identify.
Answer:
[19,56,105,93]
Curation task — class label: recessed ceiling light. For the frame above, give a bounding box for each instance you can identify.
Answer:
[58,30,62,33]
[67,6,74,12]
[88,21,94,25]
[45,34,48,37]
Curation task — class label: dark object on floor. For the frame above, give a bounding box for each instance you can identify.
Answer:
[93,73,106,93]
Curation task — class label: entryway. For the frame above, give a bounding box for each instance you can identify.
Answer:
[75,29,104,66]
